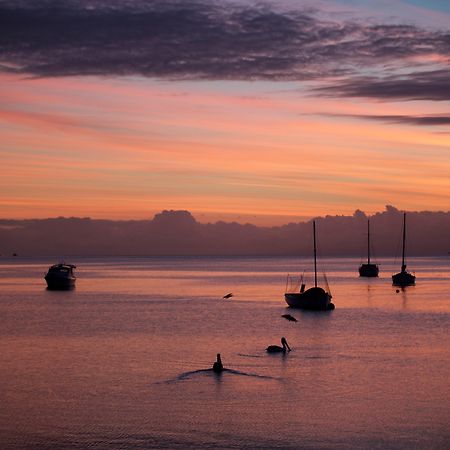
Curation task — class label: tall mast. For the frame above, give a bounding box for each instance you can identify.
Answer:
[401,213,406,272]
[313,220,317,288]
[367,219,371,264]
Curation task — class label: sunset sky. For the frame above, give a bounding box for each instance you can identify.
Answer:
[1,0,449,225]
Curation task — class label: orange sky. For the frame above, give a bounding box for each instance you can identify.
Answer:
[1,0,450,225]
[1,73,449,225]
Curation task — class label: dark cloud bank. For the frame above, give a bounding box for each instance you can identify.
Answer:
[1,0,450,101]
[1,206,449,257]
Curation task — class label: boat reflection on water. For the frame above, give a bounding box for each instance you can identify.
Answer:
[44,263,76,290]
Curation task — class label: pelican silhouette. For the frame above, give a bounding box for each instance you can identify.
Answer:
[212,353,224,373]
[223,293,233,299]
[266,337,291,353]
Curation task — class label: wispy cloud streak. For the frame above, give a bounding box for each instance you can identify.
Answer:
[315,69,450,101]
[319,111,450,126]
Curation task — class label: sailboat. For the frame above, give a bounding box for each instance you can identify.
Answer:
[285,221,334,310]
[392,213,416,286]
[359,219,379,277]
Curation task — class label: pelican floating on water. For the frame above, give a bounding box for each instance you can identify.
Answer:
[266,337,291,353]
[223,293,233,299]
[212,353,224,373]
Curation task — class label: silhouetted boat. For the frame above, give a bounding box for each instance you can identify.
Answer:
[285,221,333,310]
[359,219,379,277]
[45,263,76,290]
[392,213,415,286]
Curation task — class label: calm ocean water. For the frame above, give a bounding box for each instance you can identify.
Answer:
[0,256,449,449]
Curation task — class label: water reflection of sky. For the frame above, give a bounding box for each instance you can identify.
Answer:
[0,256,449,449]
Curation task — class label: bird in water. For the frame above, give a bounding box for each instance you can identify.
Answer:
[212,353,224,373]
[223,293,233,299]
[281,314,297,322]
[266,337,291,353]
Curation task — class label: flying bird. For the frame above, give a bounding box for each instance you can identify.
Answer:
[281,314,297,322]
[223,293,233,299]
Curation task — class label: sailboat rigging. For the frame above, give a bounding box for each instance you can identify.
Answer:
[284,221,334,310]
[392,213,416,286]
[359,219,379,277]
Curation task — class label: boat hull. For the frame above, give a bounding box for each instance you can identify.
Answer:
[359,263,379,277]
[44,274,76,290]
[392,271,415,286]
[45,274,76,290]
[285,287,332,311]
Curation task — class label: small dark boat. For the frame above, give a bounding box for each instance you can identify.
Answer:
[284,221,333,311]
[45,263,76,290]
[392,213,415,286]
[359,219,379,277]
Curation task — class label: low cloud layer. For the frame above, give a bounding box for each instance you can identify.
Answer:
[0,206,449,257]
[1,0,450,100]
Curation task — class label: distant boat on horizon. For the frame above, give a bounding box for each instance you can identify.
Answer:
[45,263,76,290]
[284,221,334,311]
[359,219,379,277]
[392,213,415,286]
